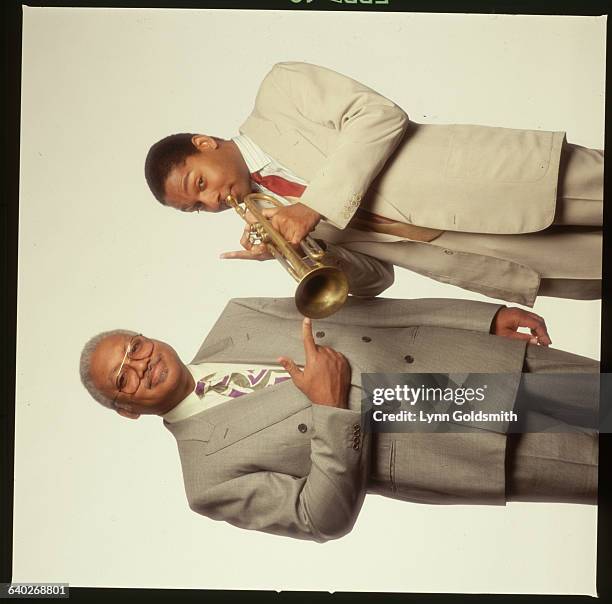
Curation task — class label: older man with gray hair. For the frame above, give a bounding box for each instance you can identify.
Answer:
[79,296,598,542]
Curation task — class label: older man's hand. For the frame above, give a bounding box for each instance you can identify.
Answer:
[492,307,552,346]
[278,318,351,408]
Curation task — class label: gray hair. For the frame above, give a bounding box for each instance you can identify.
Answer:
[79,329,138,409]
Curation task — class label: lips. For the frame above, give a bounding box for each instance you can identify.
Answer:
[149,357,167,388]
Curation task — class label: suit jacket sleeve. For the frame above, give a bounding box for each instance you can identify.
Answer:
[394,298,504,334]
[323,296,503,335]
[262,62,409,229]
[187,406,370,543]
[219,297,504,337]
[322,241,395,297]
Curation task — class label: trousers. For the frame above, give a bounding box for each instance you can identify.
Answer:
[506,344,598,503]
[368,344,598,505]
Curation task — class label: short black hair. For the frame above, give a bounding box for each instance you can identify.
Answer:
[144,133,199,204]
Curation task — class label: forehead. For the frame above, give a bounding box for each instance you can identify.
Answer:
[89,334,130,391]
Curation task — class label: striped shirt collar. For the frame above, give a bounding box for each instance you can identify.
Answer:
[231,134,271,174]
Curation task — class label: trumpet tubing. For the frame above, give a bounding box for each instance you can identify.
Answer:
[226,193,349,319]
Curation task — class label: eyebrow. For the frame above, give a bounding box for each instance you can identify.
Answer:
[181,171,191,196]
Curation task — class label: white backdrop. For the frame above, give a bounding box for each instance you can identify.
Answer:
[16,8,605,594]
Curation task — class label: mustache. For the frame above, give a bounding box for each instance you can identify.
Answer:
[147,354,163,388]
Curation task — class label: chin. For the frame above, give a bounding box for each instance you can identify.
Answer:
[160,367,186,399]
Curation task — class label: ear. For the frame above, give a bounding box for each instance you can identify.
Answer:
[116,408,141,420]
[191,134,218,151]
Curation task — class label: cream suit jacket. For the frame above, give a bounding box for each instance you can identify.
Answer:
[164,297,528,542]
[241,61,565,233]
[239,62,567,305]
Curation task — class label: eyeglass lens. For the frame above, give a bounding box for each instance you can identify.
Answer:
[116,336,154,394]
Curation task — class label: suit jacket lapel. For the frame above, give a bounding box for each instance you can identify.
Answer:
[191,319,363,391]
[204,381,311,454]
[164,379,310,447]
[191,331,305,366]
[187,301,364,418]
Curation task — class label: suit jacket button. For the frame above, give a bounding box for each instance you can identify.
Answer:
[361,336,371,342]
[443,249,454,255]
[352,443,360,450]
[404,354,414,364]
[298,423,308,433]
[316,331,325,338]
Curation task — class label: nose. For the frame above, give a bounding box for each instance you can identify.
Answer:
[126,356,150,379]
[203,190,220,205]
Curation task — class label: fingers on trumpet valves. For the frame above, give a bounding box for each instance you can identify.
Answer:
[246,224,264,244]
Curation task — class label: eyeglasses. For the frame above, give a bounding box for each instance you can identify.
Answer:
[111,334,154,406]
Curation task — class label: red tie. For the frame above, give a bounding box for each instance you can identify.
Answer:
[250,171,306,198]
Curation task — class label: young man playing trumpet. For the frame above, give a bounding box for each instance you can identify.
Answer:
[144,62,603,306]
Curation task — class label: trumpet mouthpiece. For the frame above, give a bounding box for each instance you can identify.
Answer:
[225,194,239,208]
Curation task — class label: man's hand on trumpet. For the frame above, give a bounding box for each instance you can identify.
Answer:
[220,202,322,260]
[261,203,322,245]
[220,223,275,261]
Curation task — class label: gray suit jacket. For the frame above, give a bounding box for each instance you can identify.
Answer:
[164,297,527,542]
[240,62,568,305]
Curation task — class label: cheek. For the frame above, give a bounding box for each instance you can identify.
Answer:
[208,162,230,187]
[165,365,178,389]
[162,359,181,387]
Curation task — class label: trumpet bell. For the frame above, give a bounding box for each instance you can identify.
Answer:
[226,192,350,318]
[295,265,349,319]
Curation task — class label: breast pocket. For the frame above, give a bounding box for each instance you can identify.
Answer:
[445,125,553,183]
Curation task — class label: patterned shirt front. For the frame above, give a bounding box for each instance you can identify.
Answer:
[162,363,292,423]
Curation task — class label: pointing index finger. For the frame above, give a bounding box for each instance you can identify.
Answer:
[220,250,260,260]
[302,318,317,357]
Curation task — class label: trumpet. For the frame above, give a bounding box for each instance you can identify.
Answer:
[225,193,349,319]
